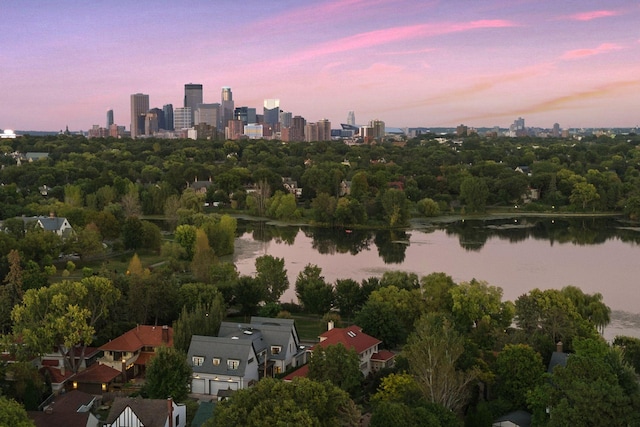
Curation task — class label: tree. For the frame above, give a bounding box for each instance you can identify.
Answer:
[450,279,513,332]
[144,346,192,402]
[380,189,410,227]
[528,338,640,426]
[308,343,363,395]
[334,279,365,318]
[209,377,360,427]
[121,216,143,250]
[0,249,24,333]
[191,229,216,282]
[570,182,600,210]
[493,344,545,410]
[460,176,489,213]
[416,197,440,217]
[127,253,145,276]
[174,224,197,261]
[295,264,334,315]
[72,223,104,259]
[255,255,289,303]
[234,276,266,317]
[0,396,35,427]
[355,299,406,349]
[173,300,224,353]
[403,313,477,413]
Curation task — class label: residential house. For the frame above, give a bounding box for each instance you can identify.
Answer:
[218,316,306,375]
[39,346,100,393]
[281,177,302,198]
[22,214,74,237]
[493,410,532,427]
[187,335,260,396]
[29,390,100,427]
[316,323,390,377]
[98,325,173,379]
[103,397,185,427]
[187,177,214,195]
[68,363,121,394]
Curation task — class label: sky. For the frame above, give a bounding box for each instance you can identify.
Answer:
[2,0,640,131]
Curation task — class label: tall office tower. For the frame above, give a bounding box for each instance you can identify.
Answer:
[263,99,280,126]
[368,119,385,140]
[226,119,244,140]
[195,103,220,126]
[145,112,158,136]
[130,93,149,138]
[221,87,234,131]
[279,111,292,128]
[149,108,165,130]
[305,123,318,142]
[552,123,561,137]
[107,109,114,128]
[317,119,331,141]
[234,107,256,125]
[291,116,306,142]
[184,84,203,126]
[174,107,192,130]
[163,104,174,131]
[347,110,355,126]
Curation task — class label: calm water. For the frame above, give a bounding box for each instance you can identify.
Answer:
[230,217,640,339]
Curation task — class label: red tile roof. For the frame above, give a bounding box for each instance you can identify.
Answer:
[316,325,380,355]
[371,350,395,362]
[99,325,173,352]
[40,366,74,384]
[72,363,121,384]
[134,352,154,366]
[282,364,309,381]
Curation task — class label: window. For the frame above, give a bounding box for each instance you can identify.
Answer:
[192,356,204,366]
[248,357,254,364]
[271,346,282,355]
[227,359,240,370]
[212,358,220,366]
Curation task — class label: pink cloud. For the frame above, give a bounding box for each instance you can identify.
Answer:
[567,10,620,21]
[561,43,623,60]
[282,20,516,64]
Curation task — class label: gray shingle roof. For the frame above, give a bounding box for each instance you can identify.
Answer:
[217,317,299,361]
[187,335,257,376]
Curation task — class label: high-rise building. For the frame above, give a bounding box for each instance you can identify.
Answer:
[195,103,220,127]
[369,119,385,140]
[145,112,158,136]
[234,107,256,125]
[279,111,292,128]
[149,108,165,131]
[263,99,280,126]
[163,104,174,131]
[244,123,263,139]
[184,84,203,127]
[174,107,192,130]
[130,93,149,138]
[347,110,355,126]
[221,87,234,131]
[226,119,244,140]
[107,109,114,128]
[305,123,318,142]
[291,116,306,142]
[317,119,331,141]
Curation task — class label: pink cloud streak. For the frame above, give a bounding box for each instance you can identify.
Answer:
[567,10,620,21]
[561,43,623,60]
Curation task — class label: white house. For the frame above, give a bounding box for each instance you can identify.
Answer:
[103,397,185,427]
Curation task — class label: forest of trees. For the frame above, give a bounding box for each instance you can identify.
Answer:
[1,133,640,425]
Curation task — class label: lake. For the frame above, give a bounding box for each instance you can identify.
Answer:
[229,216,640,340]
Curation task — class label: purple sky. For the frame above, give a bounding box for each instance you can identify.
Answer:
[2,0,640,131]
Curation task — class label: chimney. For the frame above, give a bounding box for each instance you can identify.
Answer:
[327,321,334,331]
[167,398,174,427]
[556,341,563,353]
[162,325,169,343]
[49,211,55,218]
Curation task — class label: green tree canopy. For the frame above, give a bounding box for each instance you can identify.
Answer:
[308,343,363,395]
[144,346,192,402]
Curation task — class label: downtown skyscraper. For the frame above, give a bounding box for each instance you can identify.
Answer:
[221,87,234,131]
[130,93,149,138]
[184,83,203,127]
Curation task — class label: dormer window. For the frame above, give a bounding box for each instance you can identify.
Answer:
[227,359,240,370]
[192,356,204,366]
[271,346,282,355]
[212,358,220,366]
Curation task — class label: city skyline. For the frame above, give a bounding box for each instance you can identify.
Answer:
[2,0,640,131]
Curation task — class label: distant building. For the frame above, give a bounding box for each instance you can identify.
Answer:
[226,119,244,140]
[196,103,220,127]
[347,110,356,126]
[244,123,263,139]
[130,93,149,138]
[279,111,292,128]
[456,124,468,136]
[163,104,174,131]
[317,119,331,141]
[369,119,385,140]
[291,115,306,142]
[106,109,114,128]
[221,87,234,131]
[184,83,203,127]
[234,106,256,125]
[264,99,280,126]
[173,107,191,130]
[304,122,318,142]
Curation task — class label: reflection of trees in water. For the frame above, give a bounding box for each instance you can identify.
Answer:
[442,217,628,249]
[237,220,299,245]
[306,228,373,255]
[374,230,409,264]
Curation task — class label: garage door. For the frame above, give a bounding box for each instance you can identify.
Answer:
[191,379,205,394]
[210,380,239,396]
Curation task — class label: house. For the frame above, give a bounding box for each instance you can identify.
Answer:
[493,410,532,427]
[39,346,101,393]
[103,397,186,427]
[217,316,307,375]
[187,335,261,396]
[28,390,100,427]
[316,323,391,377]
[187,177,214,195]
[282,177,303,198]
[98,325,173,379]
[22,214,74,237]
[547,341,569,374]
[68,363,122,394]
[285,323,394,381]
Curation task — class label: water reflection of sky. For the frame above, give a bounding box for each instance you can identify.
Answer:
[232,228,640,338]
